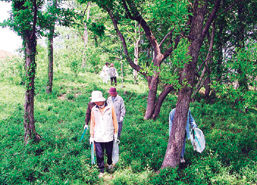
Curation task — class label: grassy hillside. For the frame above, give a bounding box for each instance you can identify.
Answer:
[0,57,256,184]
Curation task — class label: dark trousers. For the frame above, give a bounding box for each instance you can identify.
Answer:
[95,141,113,172]
[118,122,123,138]
[110,77,117,86]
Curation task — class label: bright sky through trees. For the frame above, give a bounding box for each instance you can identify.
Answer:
[0,2,22,53]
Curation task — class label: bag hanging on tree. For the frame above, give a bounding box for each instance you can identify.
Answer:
[112,139,120,164]
[190,128,206,153]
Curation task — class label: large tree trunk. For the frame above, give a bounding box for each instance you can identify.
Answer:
[144,75,159,119]
[161,0,222,168]
[24,0,40,144]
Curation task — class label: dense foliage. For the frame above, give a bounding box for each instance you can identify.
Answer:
[1,52,256,184]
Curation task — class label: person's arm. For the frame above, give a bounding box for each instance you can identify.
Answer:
[90,110,96,137]
[85,102,91,126]
[111,106,118,134]
[120,98,126,122]
[188,110,197,129]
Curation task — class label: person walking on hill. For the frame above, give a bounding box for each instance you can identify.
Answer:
[100,62,110,84]
[169,108,197,163]
[109,63,118,86]
[107,87,126,139]
[89,91,118,178]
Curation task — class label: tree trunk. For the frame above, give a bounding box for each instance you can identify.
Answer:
[144,75,159,120]
[152,84,174,120]
[46,26,54,94]
[133,23,140,84]
[161,88,191,168]
[24,0,40,144]
[161,0,222,168]
[46,0,57,94]
[82,2,91,67]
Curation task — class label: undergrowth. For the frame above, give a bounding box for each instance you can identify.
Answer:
[0,57,256,184]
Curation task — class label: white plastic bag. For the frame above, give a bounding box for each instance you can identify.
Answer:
[112,139,120,164]
[190,128,205,153]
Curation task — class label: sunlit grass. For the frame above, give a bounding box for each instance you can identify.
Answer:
[0,82,24,120]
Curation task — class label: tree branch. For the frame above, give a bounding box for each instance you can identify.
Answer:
[159,29,174,48]
[122,0,163,66]
[201,0,221,38]
[216,0,242,17]
[106,7,147,78]
[193,22,215,97]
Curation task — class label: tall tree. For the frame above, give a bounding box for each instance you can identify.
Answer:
[42,0,75,93]
[160,0,246,168]
[1,0,44,143]
[45,0,58,93]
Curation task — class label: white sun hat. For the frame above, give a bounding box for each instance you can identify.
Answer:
[90,91,106,102]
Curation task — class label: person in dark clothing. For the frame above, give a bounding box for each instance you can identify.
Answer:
[84,101,96,130]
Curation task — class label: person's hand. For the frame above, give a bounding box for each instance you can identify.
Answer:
[84,125,88,130]
[89,137,94,144]
[114,133,118,142]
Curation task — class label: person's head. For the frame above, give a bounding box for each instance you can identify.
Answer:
[105,62,109,66]
[95,101,105,106]
[90,91,106,104]
[108,87,117,97]
[110,63,114,67]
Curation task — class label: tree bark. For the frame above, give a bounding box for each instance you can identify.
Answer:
[152,84,174,120]
[24,0,40,144]
[144,75,159,119]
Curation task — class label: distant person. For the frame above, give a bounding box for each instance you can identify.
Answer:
[169,108,197,163]
[100,62,110,84]
[107,87,126,139]
[109,63,118,86]
[89,91,118,178]
[84,101,95,130]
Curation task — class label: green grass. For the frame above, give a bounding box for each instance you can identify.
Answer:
[0,58,257,184]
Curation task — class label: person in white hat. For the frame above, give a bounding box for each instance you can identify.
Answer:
[89,91,118,178]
